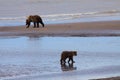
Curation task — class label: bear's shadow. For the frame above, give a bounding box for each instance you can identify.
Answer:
[61,63,77,71]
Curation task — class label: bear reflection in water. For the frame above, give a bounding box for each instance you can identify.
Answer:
[60,51,77,71]
[61,63,77,71]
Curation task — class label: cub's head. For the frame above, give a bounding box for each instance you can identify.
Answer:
[73,51,77,56]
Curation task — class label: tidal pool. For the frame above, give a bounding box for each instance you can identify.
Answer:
[0,36,120,80]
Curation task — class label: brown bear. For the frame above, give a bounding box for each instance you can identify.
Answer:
[26,15,44,28]
[60,51,77,64]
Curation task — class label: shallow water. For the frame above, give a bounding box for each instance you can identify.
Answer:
[0,0,120,26]
[0,36,120,80]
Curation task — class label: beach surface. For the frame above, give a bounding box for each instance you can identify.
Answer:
[0,21,120,80]
[0,36,120,80]
[0,20,120,37]
[91,76,120,80]
[0,0,120,80]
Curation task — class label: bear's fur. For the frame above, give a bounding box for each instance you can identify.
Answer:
[60,51,77,64]
[26,15,44,28]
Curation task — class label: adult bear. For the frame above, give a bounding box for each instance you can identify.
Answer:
[26,15,44,28]
[60,51,77,64]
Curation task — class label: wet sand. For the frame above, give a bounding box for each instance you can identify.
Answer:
[0,21,120,80]
[0,20,120,37]
[91,76,120,80]
[1,36,120,80]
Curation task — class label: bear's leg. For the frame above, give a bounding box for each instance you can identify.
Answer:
[64,59,66,63]
[60,59,63,64]
[40,21,44,27]
[68,56,75,63]
[37,22,39,28]
[60,59,66,64]
[68,58,71,63]
[33,22,36,28]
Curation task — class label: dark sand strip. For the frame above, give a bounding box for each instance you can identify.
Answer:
[0,20,120,37]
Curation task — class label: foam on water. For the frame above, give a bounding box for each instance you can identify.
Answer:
[0,0,120,26]
[0,10,120,26]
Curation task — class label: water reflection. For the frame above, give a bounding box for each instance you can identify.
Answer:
[0,36,120,77]
[28,35,40,40]
[61,63,77,71]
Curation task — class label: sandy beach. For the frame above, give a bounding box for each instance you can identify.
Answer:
[0,20,120,37]
[0,0,120,79]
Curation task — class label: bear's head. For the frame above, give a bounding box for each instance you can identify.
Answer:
[26,19,30,25]
[73,51,77,56]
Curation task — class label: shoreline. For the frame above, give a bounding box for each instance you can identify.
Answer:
[0,20,120,37]
[91,76,120,80]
